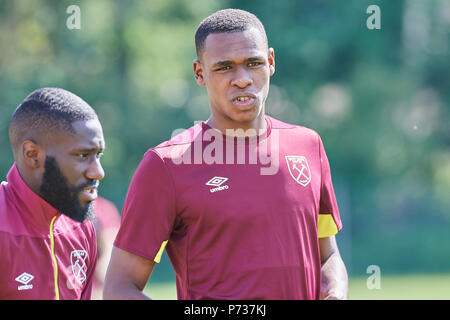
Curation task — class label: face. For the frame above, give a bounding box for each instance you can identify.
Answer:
[39,119,105,222]
[193,27,275,131]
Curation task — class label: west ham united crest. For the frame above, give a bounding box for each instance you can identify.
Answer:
[285,156,311,187]
[70,250,88,284]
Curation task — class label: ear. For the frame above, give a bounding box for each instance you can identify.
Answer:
[193,59,206,87]
[22,140,45,169]
[268,48,275,76]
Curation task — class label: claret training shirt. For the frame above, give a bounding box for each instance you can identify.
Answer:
[114,115,342,300]
[0,164,97,300]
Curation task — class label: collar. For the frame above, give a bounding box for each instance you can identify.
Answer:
[6,163,61,231]
[201,114,273,143]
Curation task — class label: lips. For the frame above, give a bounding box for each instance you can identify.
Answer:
[231,93,257,108]
[79,183,99,202]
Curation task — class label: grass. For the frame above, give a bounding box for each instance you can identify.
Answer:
[348,273,450,300]
[143,274,450,300]
[144,282,178,300]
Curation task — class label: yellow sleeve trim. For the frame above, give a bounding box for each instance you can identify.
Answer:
[318,214,339,238]
[154,240,168,263]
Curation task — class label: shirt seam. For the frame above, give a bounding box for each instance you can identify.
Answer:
[317,134,341,232]
[317,131,323,223]
[146,149,180,273]
[150,147,189,298]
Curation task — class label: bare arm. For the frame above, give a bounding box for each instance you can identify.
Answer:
[319,235,348,300]
[103,246,155,300]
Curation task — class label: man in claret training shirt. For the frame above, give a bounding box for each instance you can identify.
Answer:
[0,88,105,299]
[104,9,348,300]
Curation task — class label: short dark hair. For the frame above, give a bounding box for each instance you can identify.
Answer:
[195,8,268,59]
[9,87,98,151]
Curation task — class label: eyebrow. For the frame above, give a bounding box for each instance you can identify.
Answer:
[247,56,265,62]
[71,146,104,153]
[212,60,233,67]
[212,56,266,68]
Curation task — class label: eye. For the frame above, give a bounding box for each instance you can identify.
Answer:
[216,66,231,71]
[95,152,104,159]
[77,153,89,160]
[248,61,262,67]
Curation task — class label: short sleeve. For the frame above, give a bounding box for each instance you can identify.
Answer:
[317,135,342,238]
[113,149,176,262]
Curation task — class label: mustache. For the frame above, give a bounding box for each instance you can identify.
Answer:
[74,180,100,192]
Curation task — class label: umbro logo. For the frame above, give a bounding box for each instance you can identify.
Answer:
[206,176,229,193]
[15,272,34,291]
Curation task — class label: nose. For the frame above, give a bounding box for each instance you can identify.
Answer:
[86,157,105,181]
[231,66,253,88]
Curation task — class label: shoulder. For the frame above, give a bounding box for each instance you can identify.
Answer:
[139,123,203,168]
[267,115,321,142]
[0,182,23,235]
[153,123,202,152]
[0,182,7,230]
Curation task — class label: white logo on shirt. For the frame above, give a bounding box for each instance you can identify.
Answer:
[15,272,34,291]
[285,156,311,187]
[71,250,88,284]
[206,176,229,193]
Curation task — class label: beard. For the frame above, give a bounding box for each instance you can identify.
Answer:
[39,156,95,223]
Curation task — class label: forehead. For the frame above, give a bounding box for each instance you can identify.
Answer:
[54,119,104,149]
[202,28,268,64]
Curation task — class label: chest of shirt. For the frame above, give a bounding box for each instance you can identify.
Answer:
[167,141,322,230]
[0,231,91,300]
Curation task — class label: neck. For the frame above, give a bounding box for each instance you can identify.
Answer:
[15,162,42,197]
[206,114,267,137]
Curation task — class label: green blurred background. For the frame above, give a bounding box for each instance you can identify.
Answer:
[1,0,449,299]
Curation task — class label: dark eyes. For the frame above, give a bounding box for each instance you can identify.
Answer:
[248,62,262,67]
[77,152,103,161]
[216,66,232,71]
[215,62,263,71]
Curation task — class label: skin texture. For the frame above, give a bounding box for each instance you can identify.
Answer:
[319,236,349,299]
[104,247,155,300]
[103,27,348,300]
[15,119,105,221]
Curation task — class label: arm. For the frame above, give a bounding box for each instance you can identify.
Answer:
[103,246,155,300]
[319,235,348,300]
